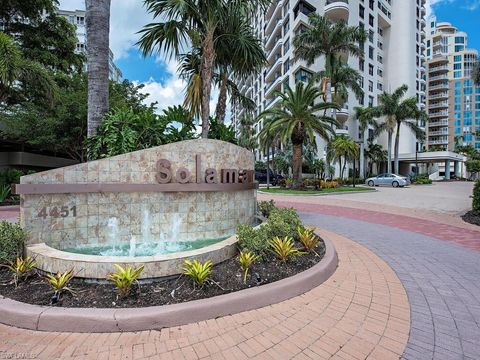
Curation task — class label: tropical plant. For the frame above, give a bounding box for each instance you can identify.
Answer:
[86,106,196,159]
[354,106,377,177]
[319,57,363,106]
[327,135,359,180]
[472,58,480,86]
[258,79,339,187]
[364,142,387,176]
[0,221,27,264]
[297,227,319,253]
[373,85,426,174]
[238,115,257,150]
[294,15,366,113]
[466,160,480,179]
[4,256,36,287]
[258,117,283,187]
[46,269,74,294]
[258,200,276,218]
[138,0,270,137]
[208,117,237,144]
[311,159,326,180]
[473,180,480,215]
[183,259,213,286]
[107,264,145,297]
[238,251,258,283]
[269,236,303,262]
[86,0,111,137]
[0,185,10,203]
[0,32,58,105]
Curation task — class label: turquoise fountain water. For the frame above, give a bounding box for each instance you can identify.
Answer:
[64,210,227,257]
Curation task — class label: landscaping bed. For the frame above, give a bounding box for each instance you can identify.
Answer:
[0,202,326,309]
[0,241,324,308]
[462,211,480,227]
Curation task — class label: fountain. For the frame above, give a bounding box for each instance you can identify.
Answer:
[17,139,257,279]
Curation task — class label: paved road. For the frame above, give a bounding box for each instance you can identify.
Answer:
[299,211,480,360]
[304,182,474,215]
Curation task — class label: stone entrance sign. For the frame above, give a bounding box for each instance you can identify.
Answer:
[16,139,256,251]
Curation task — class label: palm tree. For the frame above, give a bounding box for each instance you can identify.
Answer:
[327,135,359,180]
[86,0,111,138]
[178,49,257,122]
[364,142,387,176]
[374,85,425,174]
[238,115,257,151]
[0,32,57,105]
[472,58,480,86]
[214,6,267,123]
[354,106,376,177]
[138,0,269,138]
[294,15,366,112]
[258,79,339,188]
[320,58,364,104]
[372,85,404,174]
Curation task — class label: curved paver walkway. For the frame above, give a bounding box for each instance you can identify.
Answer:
[268,198,480,360]
[0,231,410,360]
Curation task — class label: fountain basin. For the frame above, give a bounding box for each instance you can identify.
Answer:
[27,232,239,279]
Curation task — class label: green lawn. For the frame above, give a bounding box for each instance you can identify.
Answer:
[259,187,375,195]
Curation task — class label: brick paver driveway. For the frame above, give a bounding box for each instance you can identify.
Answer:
[258,186,480,360]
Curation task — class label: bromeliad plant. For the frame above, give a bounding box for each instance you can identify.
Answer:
[183,259,213,287]
[297,227,320,253]
[239,251,259,283]
[46,269,74,294]
[269,236,304,262]
[107,264,145,298]
[4,256,36,287]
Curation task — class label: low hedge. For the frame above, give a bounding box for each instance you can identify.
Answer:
[0,221,28,264]
[473,180,480,215]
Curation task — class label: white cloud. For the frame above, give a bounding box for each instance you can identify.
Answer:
[59,0,153,60]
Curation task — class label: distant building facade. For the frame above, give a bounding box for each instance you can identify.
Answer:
[232,0,427,177]
[58,9,123,82]
[426,17,480,151]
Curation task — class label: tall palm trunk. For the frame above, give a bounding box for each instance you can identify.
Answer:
[387,131,393,173]
[215,71,228,123]
[292,142,303,188]
[86,0,111,138]
[394,122,401,174]
[200,29,216,138]
[359,131,365,178]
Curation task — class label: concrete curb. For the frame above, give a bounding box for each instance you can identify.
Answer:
[0,236,338,333]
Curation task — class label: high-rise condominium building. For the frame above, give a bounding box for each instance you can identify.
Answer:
[426,18,480,152]
[233,0,427,176]
[58,9,123,82]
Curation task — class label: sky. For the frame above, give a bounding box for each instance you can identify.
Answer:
[58,0,480,114]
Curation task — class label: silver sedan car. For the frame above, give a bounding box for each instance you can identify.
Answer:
[366,173,410,188]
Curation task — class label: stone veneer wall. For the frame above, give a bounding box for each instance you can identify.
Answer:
[20,140,255,250]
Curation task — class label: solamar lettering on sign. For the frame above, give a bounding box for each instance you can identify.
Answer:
[155,155,254,185]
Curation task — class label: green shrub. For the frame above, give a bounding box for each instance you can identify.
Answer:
[237,208,302,257]
[267,208,302,239]
[237,224,270,257]
[0,169,23,186]
[258,200,276,218]
[0,185,11,203]
[0,221,27,264]
[414,178,432,185]
[473,180,480,215]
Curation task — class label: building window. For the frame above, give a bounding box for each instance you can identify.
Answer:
[284,58,290,73]
[295,69,313,83]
